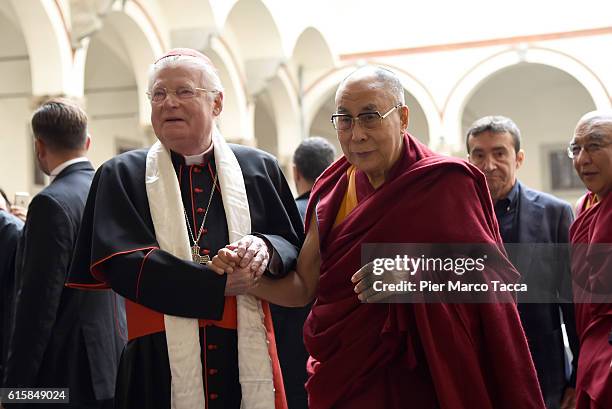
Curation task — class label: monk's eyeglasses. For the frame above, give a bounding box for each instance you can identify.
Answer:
[330,103,402,132]
[147,86,218,103]
[567,140,612,159]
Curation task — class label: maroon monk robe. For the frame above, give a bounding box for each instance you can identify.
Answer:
[570,192,612,409]
[303,133,546,409]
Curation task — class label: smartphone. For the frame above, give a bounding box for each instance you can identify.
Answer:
[14,192,30,208]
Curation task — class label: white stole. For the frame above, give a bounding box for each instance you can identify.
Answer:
[145,129,275,409]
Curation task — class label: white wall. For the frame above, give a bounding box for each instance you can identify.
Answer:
[0,8,35,200]
[85,30,146,168]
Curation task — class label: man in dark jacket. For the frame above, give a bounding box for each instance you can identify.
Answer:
[3,98,124,408]
[467,115,579,409]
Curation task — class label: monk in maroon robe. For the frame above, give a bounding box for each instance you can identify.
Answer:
[568,111,612,409]
[245,66,545,409]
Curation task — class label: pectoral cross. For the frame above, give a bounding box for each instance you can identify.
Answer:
[191,245,210,265]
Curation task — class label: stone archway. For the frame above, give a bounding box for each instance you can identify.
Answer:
[0,1,39,197]
[82,4,162,166]
[444,47,611,152]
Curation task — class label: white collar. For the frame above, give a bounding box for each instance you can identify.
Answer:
[182,142,214,165]
[49,157,88,183]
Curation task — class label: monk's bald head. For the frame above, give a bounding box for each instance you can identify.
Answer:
[574,110,612,141]
[335,66,405,106]
[571,110,612,199]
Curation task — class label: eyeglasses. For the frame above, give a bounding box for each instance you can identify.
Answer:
[147,86,218,103]
[567,140,612,159]
[330,103,402,131]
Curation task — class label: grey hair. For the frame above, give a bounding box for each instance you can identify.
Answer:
[336,65,405,106]
[147,55,224,101]
[465,115,521,153]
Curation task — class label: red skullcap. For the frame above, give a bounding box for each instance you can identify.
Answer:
[154,48,215,68]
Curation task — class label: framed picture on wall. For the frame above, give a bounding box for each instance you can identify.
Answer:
[541,144,584,192]
[549,149,583,190]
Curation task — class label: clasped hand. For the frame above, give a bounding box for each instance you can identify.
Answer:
[208,235,270,296]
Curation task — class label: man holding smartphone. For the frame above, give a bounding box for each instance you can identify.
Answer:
[10,192,28,223]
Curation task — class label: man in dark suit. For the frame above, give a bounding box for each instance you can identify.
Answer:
[3,98,124,408]
[467,115,579,409]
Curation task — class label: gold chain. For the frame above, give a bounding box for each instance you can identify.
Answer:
[184,171,218,246]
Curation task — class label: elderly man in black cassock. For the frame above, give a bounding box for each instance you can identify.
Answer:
[68,48,303,409]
